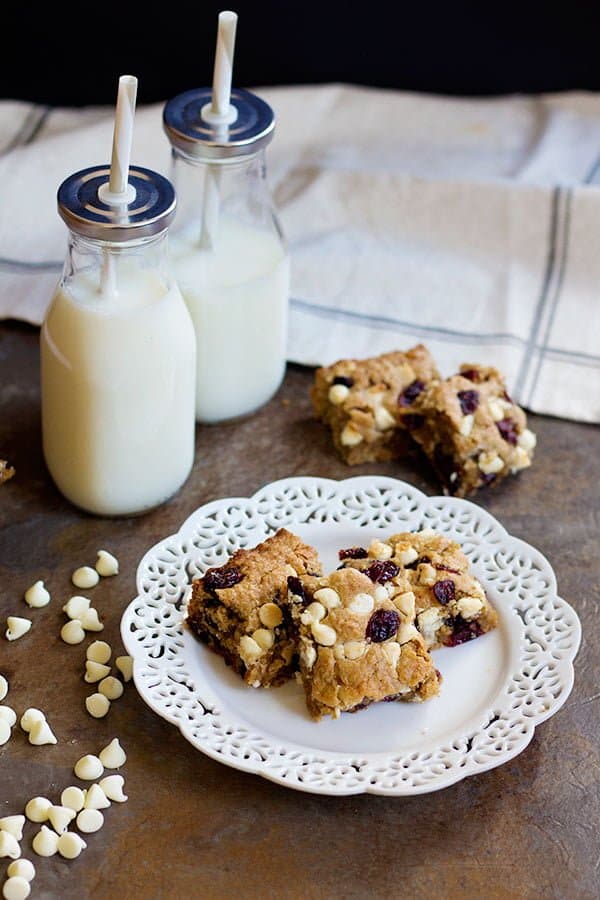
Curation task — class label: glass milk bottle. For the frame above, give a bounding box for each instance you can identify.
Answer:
[40,166,196,516]
[163,88,289,423]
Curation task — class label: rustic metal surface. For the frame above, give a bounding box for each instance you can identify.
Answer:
[0,321,598,899]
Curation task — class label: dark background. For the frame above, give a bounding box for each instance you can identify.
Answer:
[3,1,600,106]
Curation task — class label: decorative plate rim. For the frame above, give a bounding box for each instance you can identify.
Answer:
[121,475,581,796]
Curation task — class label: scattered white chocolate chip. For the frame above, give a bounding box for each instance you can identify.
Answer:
[60,620,85,645]
[343,641,366,660]
[510,446,531,472]
[71,567,99,590]
[333,643,345,660]
[95,550,119,578]
[328,383,350,405]
[395,545,418,566]
[238,636,263,665]
[6,860,35,882]
[416,608,443,646]
[393,590,416,619]
[24,798,51,824]
[0,816,25,841]
[84,784,110,810]
[417,563,437,587]
[31,826,58,857]
[60,787,86,813]
[85,694,110,719]
[340,424,363,447]
[2,877,30,900]
[28,719,57,746]
[313,588,341,610]
[62,596,90,620]
[79,608,103,632]
[456,595,484,620]
[84,661,111,683]
[310,622,337,646]
[98,774,127,801]
[57,833,86,860]
[374,585,389,604]
[346,593,374,614]
[518,428,537,452]
[382,641,401,668]
[488,399,505,421]
[459,414,474,437]
[115,656,133,682]
[368,540,393,560]
[99,738,126,769]
[76,809,104,833]
[87,640,112,665]
[478,451,504,475]
[300,643,317,670]
[47,806,76,835]
[250,629,274,652]
[20,709,45,733]
[74,755,104,781]
[5,618,31,642]
[374,405,396,431]
[0,676,7,701]
[0,707,16,727]
[0,832,20,859]
[258,603,283,628]
[98,677,123,701]
[23,581,50,609]
[397,623,422,645]
[300,602,326,625]
[0,721,10,746]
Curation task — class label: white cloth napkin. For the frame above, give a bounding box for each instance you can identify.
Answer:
[1,85,599,422]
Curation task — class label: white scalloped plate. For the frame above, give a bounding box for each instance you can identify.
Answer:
[121,476,580,796]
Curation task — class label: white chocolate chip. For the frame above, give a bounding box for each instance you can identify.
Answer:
[346,593,374,614]
[84,661,111,683]
[368,540,393,560]
[510,446,531,472]
[382,641,401,668]
[374,585,389,604]
[313,588,341,609]
[518,428,537,452]
[0,721,10,746]
[0,675,7,701]
[86,640,111,664]
[459,414,474,436]
[86,694,110,719]
[71,567,99,590]
[99,738,126,769]
[333,644,345,660]
[2,877,31,900]
[395,545,418,566]
[456,595,484,620]
[478,451,504,475]
[79,608,104,632]
[0,832,20,859]
[115,656,133,682]
[488,399,505,421]
[393,591,416,619]
[397,623,422,645]
[251,628,274,651]
[300,642,317,670]
[60,620,85,645]
[95,550,119,577]
[6,860,35,882]
[418,563,437,586]
[0,706,16,727]
[98,677,123,701]
[24,798,51,824]
[74,755,104,781]
[418,528,437,538]
[84,784,110,810]
[300,601,326,625]
[5,617,31,642]
[62,596,90,620]
[258,603,283,628]
[32,826,58,858]
[57,832,86,860]
[374,405,396,431]
[0,816,25,841]
[417,608,443,646]
[28,719,56,746]
[76,809,104,834]
[340,424,363,447]
[328,384,350,405]
[98,775,127,803]
[239,636,264,665]
[311,622,337,646]
[60,787,86,813]
[343,641,366,660]
[47,806,75,835]
[20,709,45,733]
[23,581,50,609]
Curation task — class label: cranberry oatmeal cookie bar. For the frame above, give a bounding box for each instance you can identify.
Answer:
[406,363,536,497]
[311,345,440,464]
[288,567,440,720]
[186,529,322,688]
[339,530,497,649]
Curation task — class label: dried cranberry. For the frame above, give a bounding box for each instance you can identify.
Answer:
[338,547,368,560]
[457,389,479,415]
[496,418,518,445]
[432,579,455,605]
[364,560,400,583]
[403,413,425,430]
[436,564,461,575]
[460,368,481,383]
[332,375,354,388]
[203,566,244,593]
[447,615,483,646]
[287,576,308,605]
[398,379,425,407]
[366,609,400,642]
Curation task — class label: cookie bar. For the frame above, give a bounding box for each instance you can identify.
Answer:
[186,529,322,688]
[339,529,497,650]
[0,460,15,484]
[405,363,536,497]
[289,567,440,720]
[311,345,440,464]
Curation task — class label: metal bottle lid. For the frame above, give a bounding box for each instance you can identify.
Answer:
[163,88,275,161]
[57,166,176,242]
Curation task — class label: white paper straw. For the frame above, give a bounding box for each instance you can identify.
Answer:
[210,11,238,118]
